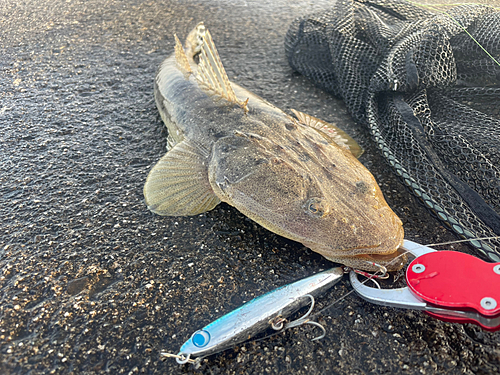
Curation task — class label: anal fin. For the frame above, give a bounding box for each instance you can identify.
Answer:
[292,109,364,158]
[144,140,220,216]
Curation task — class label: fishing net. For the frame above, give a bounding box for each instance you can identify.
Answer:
[285,0,500,262]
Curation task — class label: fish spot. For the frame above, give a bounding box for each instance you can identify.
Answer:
[314,143,324,151]
[219,145,231,153]
[322,166,334,180]
[299,151,311,162]
[247,133,264,140]
[285,122,297,131]
[212,131,225,139]
[355,181,370,194]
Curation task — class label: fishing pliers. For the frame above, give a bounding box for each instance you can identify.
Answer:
[350,240,500,331]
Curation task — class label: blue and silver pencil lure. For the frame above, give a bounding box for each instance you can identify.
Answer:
[163,267,344,365]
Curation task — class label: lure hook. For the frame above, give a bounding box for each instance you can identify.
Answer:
[356,262,390,280]
[304,320,327,341]
[283,294,327,341]
[284,294,315,329]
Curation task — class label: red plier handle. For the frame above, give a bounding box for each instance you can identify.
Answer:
[350,240,500,331]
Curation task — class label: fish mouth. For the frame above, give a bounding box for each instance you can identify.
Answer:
[350,247,408,271]
[357,247,407,262]
[310,242,408,271]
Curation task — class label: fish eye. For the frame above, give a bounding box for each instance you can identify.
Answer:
[192,330,211,348]
[305,197,330,217]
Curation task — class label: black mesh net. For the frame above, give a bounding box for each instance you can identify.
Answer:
[285,0,500,262]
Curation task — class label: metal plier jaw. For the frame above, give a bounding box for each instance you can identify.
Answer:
[350,240,500,331]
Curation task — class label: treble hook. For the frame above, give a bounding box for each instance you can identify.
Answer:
[283,294,327,341]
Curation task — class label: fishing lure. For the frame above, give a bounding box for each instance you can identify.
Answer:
[162,267,344,365]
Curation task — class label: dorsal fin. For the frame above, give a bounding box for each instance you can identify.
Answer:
[291,109,364,158]
[196,28,248,112]
[174,34,192,75]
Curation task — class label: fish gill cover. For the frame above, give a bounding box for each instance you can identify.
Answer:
[285,0,500,262]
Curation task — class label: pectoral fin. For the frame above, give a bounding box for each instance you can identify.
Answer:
[291,109,363,158]
[144,140,220,216]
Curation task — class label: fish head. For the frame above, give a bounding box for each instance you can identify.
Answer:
[209,129,405,271]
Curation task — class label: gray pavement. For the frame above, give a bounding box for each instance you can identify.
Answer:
[1,0,499,373]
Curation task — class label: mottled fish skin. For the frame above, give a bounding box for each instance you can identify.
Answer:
[144,23,405,271]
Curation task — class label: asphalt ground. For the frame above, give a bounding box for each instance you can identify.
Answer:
[1,0,499,374]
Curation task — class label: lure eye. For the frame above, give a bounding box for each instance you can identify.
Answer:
[192,330,211,348]
[305,197,330,217]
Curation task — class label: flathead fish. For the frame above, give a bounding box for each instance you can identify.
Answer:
[144,23,405,271]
